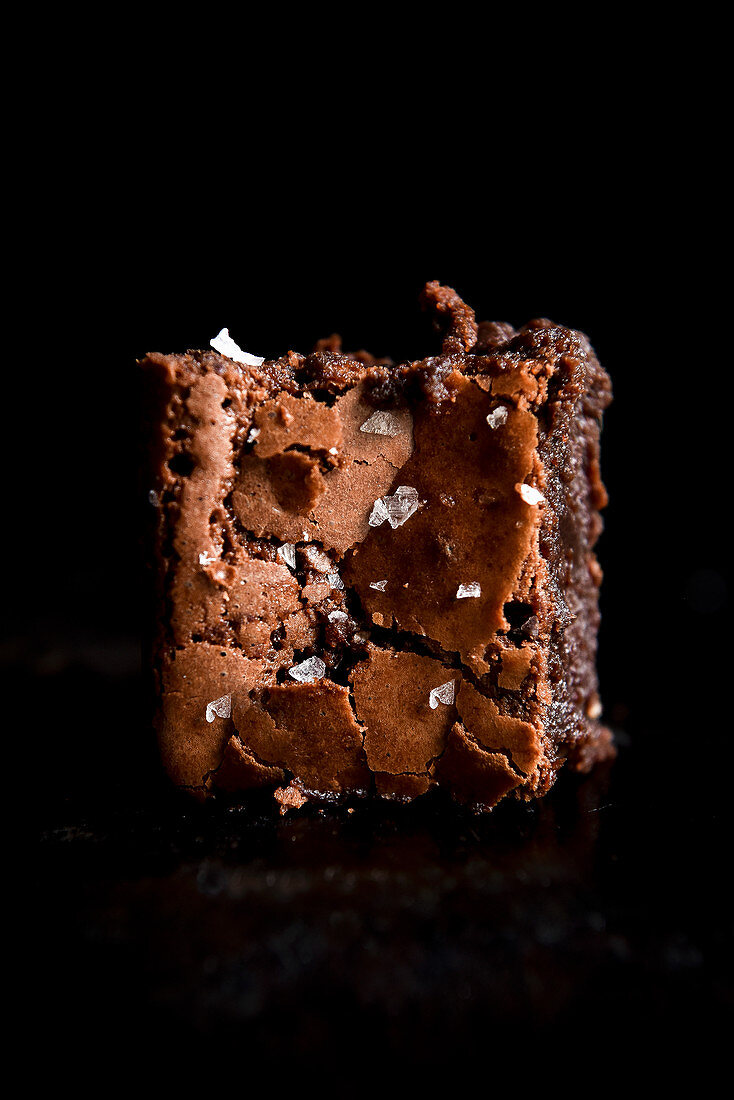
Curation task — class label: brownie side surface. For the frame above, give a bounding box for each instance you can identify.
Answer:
[141,283,612,810]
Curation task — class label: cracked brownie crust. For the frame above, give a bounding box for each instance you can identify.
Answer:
[141,282,613,811]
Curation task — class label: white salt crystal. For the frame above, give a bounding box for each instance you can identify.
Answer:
[385,486,420,528]
[486,406,508,429]
[205,693,232,723]
[369,486,421,530]
[302,546,332,572]
[368,497,390,527]
[210,327,265,367]
[247,427,260,443]
[199,551,216,566]
[277,543,297,569]
[288,656,326,682]
[328,447,338,455]
[456,582,481,599]
[516,484,545,506]
[369,579,388,592]
[428,680,457,710]
[327,572,344,590]
[148,489,159,506]
[359,410,402,436]
[328,610,349,623]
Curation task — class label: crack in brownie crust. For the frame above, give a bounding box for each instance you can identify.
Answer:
[141,282,613,811]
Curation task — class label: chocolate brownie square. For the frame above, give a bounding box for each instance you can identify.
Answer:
[141,282,613,811]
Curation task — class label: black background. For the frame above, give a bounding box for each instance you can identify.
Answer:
[19,93,730,1077]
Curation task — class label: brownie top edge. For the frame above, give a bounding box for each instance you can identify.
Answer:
[140,282,609,416]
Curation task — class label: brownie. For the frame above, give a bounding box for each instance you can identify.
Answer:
[141,282,613,812]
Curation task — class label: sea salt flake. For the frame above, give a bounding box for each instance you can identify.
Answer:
[516,483,545,506]
[368,497,390,527]
[328,447,338,455]
[359,410,402,437]
[327,572,344,589]
[385,486,420,528]
[247,427,260,443]
[288,656,326,682]
[148,489,159,506]
[486,406,508,429]
[429,680,457,710]
[328,610,349,623]
[456,582,481,599]
[277,543,297,569]
[369,579,388,591]
[210,327,265,367]
[370,486,421,530]
[205,693,232,723]
[199,551,216,566]
[302,546,332,572]
[524,615,540,637]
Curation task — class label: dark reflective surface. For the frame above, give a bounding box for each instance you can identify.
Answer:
[22,229,730,1072]
[28,653,729,1069]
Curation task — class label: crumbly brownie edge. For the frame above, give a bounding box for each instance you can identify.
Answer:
[535,337,614,776]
